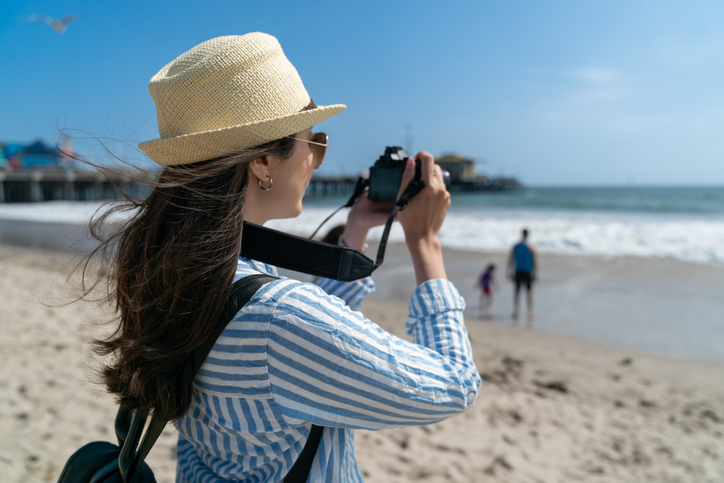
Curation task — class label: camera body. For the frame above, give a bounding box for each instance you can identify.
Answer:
[368,146,450,201]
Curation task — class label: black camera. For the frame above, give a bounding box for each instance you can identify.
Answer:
[368,146,450,202]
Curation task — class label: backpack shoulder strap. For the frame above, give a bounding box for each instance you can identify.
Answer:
[122,274,277,481]
[283,424,324,483]
[190,274,277,376]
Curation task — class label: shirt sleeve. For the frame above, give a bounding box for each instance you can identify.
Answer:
[265,279,481,431]
[315,277,375,311]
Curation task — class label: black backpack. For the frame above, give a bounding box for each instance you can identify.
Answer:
[58,274,323,483]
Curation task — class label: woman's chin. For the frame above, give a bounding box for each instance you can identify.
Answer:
[292,203,303,218]
[276,204,303,220]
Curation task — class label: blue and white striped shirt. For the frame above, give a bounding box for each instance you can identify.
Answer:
[175,256,481,482]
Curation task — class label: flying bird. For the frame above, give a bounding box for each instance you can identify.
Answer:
[21,14,79,34]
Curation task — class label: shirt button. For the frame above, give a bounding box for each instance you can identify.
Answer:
[467,392,475,404]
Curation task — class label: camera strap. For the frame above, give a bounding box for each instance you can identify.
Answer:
[374,161,425,268]
[240,165,425,282]
[241,222,376,282]
[308,176,369,240]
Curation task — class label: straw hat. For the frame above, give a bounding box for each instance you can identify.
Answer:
[138,33,346,166]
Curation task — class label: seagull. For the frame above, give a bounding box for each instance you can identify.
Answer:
[21,14,79,34]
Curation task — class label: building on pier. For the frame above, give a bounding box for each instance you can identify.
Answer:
[1,138,74,171]
[435,154,479,183]
[0,137,154,203]
[436,153,522,191]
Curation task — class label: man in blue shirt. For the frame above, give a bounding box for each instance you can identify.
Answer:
[507,228,537,327]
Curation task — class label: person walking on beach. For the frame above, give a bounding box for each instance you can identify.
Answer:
[476,263,497,318]
[77,33,480,482]
[508,228,537,326]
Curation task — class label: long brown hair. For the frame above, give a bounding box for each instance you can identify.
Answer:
[82,137,295,421]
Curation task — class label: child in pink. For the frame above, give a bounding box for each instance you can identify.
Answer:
[477,263,496,317]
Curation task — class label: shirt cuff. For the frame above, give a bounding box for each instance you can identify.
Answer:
[316,276,376,311]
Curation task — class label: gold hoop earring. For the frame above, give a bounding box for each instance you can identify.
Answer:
[259,175,272,191]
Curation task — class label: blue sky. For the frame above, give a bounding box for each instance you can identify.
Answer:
[1,0,723,185]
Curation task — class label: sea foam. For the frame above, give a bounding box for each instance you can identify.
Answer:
[268,207,724,265]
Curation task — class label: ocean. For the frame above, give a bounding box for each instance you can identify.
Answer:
[1,186,722,264]
[281,186,724,265]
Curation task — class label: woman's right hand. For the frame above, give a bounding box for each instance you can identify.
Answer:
[396,151,450,284]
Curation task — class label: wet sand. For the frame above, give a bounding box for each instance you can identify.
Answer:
[286,241,724,362]
[0,218,97,255]
[1,245,723,482]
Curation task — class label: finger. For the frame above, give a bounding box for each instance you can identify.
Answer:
[429,164,443,189]
[418,153,446,192]
[396,157,416,201]
[415,151,436,183]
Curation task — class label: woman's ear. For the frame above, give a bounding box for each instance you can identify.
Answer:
[247,156,270,183]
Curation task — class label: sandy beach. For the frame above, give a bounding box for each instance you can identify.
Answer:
[1,245,723,482]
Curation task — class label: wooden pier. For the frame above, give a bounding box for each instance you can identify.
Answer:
[306,176,360,196]
[0,170,148,203]
[0,171,522,204]
[306,175,523,197]
[449,177,523,192]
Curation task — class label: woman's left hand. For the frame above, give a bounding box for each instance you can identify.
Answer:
[342,189,394,251]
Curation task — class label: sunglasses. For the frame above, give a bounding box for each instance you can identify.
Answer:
[289,132,328,169]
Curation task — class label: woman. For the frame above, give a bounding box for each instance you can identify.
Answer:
[91,33,480,482]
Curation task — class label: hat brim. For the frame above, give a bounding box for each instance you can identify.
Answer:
[139,104,346,166]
